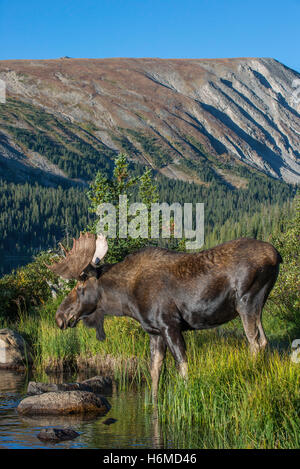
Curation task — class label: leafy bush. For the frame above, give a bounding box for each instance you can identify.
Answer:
[268,193,300,334]
[0,251,68,321]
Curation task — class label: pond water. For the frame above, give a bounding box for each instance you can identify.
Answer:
[0,370,174,449]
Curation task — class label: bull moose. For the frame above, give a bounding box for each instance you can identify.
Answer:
[48,233,282,398]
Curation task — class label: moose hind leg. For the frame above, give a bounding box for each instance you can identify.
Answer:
[238,294,268,355]
[238,278,273,354]
[161,326,188,379]
[150,335,166,400]
[239,265,280,355]
[239,311,260,355]
[257,318,268,350]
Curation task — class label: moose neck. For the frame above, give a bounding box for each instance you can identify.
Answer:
[97,264,136,319]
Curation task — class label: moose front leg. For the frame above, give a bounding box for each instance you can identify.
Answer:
[162,326,188,379]
[150,335,166,401]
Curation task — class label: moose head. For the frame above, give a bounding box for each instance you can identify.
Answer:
[48,232,108,338]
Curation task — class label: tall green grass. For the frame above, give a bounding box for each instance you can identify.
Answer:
[18,296,150,386]
[156,331,300,448]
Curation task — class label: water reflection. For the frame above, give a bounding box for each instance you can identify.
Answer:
[0,370,26,393]
[0,369,168,449]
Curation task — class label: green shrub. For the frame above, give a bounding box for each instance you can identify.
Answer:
[268,193,300,335]
[0,251,66,321]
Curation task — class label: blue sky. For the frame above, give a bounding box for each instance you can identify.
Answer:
[0,0,299,72]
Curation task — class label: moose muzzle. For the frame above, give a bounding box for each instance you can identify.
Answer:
[55,311,67,330]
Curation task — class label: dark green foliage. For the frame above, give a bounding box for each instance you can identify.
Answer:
[1,98,115,181]
[110,133,141,158]
[268,193,300,334]
[204,199,295,247]
[125,129,173,168]
[3,125,113,180]
[0,251,61,320]
[87,154,159,263]
[0,180,94,275]
[155,170,296,240]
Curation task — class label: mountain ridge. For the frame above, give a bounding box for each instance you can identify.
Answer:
[0,57,299,184]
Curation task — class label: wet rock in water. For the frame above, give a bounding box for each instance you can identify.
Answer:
[81,376,112,393]
[27,381,89,396]
[37,427,79,442]
[102,418,117,425]
[27,376,112,396]
[17,391,111,415]
[0,329,33,370]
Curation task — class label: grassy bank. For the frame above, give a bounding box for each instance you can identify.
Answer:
[158,331,300,449]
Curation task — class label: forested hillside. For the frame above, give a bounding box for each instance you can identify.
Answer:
[0,95,297,276]
[0,160,296,276]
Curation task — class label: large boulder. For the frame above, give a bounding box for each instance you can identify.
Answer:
[0,329,32,370]
[17,391,111,415]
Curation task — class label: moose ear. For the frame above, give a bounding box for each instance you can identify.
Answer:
[79,264,98,280]
[91,234,108,266]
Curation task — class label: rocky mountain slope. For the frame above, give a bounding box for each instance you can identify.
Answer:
[0,57,299,185]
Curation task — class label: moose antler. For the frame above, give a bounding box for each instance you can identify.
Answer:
[47,232,108,280]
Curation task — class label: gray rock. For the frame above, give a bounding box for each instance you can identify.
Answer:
[0,329,32,369]
[27,381,88,395]
[17,391,111,415]
[27,376,112,396]
[37,427,79,442]
[81,376,112,393]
